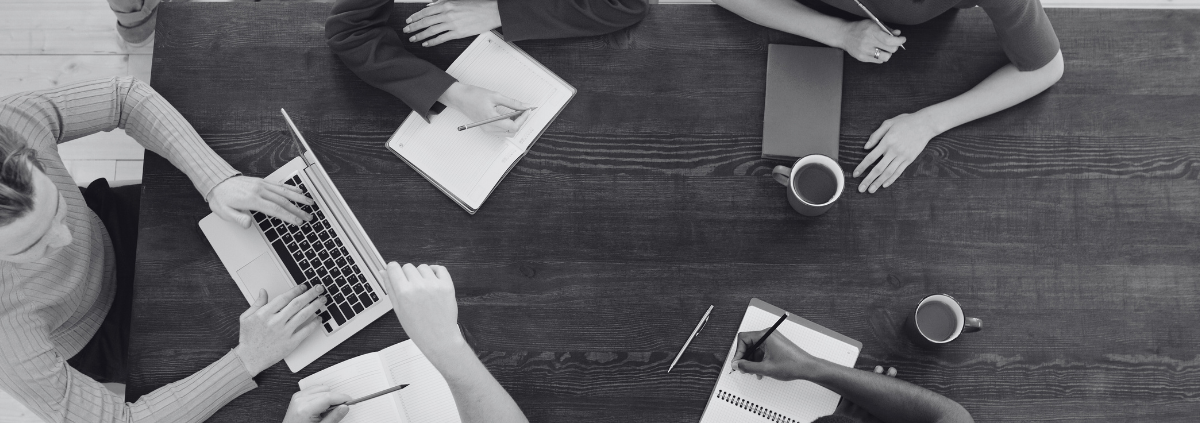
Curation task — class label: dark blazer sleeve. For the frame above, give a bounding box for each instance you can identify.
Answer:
[497,0,649,41]
[325,0,457,120]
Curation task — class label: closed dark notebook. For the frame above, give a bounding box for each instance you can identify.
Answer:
[761,45,843,162]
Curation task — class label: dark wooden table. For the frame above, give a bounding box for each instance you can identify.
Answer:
[129,3,1200,422]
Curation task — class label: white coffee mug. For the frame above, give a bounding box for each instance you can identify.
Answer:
[772,154,844,216]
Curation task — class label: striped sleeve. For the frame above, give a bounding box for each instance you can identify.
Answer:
[0,77,240,199]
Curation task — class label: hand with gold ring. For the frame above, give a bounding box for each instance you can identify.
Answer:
[839,20,905,63]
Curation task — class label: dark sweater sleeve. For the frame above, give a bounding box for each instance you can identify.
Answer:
[497,0,649,41]
[325,0,457,120]
[977,0,1061,72]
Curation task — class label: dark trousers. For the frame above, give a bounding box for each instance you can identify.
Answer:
[67,179,141,384]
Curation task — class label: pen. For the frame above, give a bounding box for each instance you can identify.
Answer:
[456,107,537,131]
[668,305,715,373]
[323,383,409,413]
[732,312,789,374]
[851,0,905,50]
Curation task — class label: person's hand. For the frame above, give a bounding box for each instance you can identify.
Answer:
[234,285,326,375]
[438,82,533,135]
[208,176,313,228]
[838,20,905,64]
[852,112,939,193]
[404,0,501,47]
[380,262,465,355]
[731,329,823,381]
[282,385,353,423]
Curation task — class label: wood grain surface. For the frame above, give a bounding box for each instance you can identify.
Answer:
[128,3,1200,422]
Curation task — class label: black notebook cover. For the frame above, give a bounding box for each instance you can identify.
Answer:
[761,45,843,162]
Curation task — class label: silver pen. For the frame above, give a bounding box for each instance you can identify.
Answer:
[668,305,714,373]
[852,0,905,50]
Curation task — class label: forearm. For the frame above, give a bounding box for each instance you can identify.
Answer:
[712,0,847,49]
[808,361,972,423]
[428,340,528,423]
[918,51,1064,135]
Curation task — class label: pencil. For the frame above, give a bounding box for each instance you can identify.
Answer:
[456,107,537,131]
[324,383,409,413]
[851,0,905,51]
[732,313,789,373]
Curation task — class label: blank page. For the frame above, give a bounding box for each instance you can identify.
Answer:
[388,31,575,212]
[381,341,462,423]
[700,306,860,423]
[298,352,402,423]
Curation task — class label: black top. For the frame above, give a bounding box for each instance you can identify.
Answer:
[325,0,648,120]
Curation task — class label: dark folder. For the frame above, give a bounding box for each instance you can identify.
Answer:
[761,45,843,162]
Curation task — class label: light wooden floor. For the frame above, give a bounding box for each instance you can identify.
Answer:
[0,0,1194,422]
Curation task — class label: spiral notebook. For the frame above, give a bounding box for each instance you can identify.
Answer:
[386,30,576,214]
[699,299,862,423]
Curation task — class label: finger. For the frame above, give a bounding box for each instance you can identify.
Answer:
[887,367,898,377]
[260,284,306,316]
[218,205,254,229]
[243,289,269,318]
[734,358,768,375]
[431,265,453,283]
[401,263,423,283]
[876,49,893,64]
[410,22,449,44]
[417,264,436,279]
[422,30,464,48]
[874,365,884,374]
[293,319,321,341]
[756,374,763,380]
[323,392,354,406]
[490,94,533,112]
[261,190,311,223]
[878,44,898,54]
[251,196,306,226]
[405,3,445,25]
[884,35,907,48]
[853,146,887,179]
[286,293,327,331]
[276,285,323,322]
[734,330,764,360]
[510,111,532,131]
[881,158,912,189]
[864,120,893,150]
[321,405,350,423]
[386,262,408,289]
[869,156,906,193]
[482,119,519,134]
[860,154,896,194]
[264,183,313,206]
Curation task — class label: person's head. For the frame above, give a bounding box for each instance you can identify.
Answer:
[0,128,71,263]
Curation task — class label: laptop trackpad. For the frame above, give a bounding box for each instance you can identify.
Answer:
[236,253,295,304]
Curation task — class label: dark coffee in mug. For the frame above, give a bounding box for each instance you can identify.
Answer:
[916,301,959,342]
[792,163,838,204]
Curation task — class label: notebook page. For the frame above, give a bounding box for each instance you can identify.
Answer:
[701,306,860,423]
[298,352,403,423]
[381,341,462,423]
[388,31,574,210]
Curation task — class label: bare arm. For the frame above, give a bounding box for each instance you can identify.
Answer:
[427,338,529,423]
[732,329,973,423]
[854,51,1065,193]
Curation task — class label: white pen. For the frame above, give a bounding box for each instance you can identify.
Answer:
[668,305,715,373]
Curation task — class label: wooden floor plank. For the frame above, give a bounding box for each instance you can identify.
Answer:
[0,55,151,97]
[0,4,153,55]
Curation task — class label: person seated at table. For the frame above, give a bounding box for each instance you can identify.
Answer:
[326,0,648,134]
[0,77,328,423]
[732,329,974,423]
[282,263,529,423]
[713,0,1064,194]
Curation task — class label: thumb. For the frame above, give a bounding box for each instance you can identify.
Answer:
[320,405,350,423]
[892,29,902,36]
[733,359,768,376]
[491,94,531,111]
[253,289,269,308]
[217,204,253,229]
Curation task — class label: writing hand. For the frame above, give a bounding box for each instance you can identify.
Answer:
[234,285,325,375]
[208,176,313,228]
[852,112,939,193]
[839,20,905,64]
[405,0,501,47]
[731,329,821,382]
[282,385,353,423]
[438,82,533,135]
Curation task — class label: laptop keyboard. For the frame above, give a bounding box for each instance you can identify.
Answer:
[252,175,380,334]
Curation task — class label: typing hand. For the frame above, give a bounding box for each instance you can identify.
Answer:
[839,20,905,64]
[438,82,533,135]
[234,285,326,375]
[404,0,501,47]
[208,176,313,228]
[282,385,353,423]
[381,263,466,356]
[853,112,939,193]
[731,329,821,382]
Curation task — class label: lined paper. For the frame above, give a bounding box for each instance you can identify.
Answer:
[298,353,401,423]
[388,31,575,212]
[700,306,860,423]
[381,342,462,423]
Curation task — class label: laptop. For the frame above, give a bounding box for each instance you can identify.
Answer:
[200,109,392,372]
[761,44,843,162]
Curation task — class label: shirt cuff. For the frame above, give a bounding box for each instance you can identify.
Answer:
[199,168,242,203]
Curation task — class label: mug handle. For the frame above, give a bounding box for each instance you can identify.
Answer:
[962,317,983,333]
[772,165,792,187]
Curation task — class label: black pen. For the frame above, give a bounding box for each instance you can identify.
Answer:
[324,383,409,413]
[732,313,789,374]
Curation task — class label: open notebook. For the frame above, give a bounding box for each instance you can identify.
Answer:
[387,30,576,214]
[298,340,460,423]
[700,299,862,423]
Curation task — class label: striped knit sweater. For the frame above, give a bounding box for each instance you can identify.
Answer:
[0,77,255,422]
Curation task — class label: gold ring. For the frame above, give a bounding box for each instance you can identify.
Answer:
[874,48,881,59]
